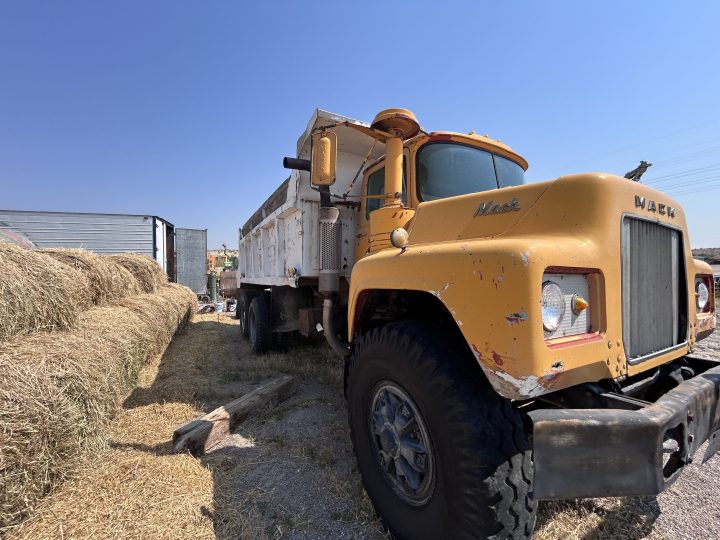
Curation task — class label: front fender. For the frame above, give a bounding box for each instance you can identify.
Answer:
[348,239,613,400]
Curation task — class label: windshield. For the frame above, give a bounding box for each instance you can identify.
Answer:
[417,142,525,201]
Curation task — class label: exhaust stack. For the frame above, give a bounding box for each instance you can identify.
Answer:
[317,108,420,359]
[318,206,341,295]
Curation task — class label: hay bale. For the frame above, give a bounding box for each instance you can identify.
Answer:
[0,362,86,535]
[0,284,195,533]
[38,248,142,306]
[156,283,197,333]
[117,284,196,356]
[108,253,167,293]
[0,245,90,341]
[11,404,215,540]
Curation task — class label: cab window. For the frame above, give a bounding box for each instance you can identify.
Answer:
[365,161,407,219]
[366,167,385,219]
[494,154,525,187]
[417,142,525,201]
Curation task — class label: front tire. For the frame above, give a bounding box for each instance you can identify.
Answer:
[346,321,536,539]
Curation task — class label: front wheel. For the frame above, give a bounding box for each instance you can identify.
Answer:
[346,321,537,539]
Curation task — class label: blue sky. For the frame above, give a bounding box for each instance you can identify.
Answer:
[1,1,719,248]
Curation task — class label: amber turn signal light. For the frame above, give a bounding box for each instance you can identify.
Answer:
[572,294,589,315]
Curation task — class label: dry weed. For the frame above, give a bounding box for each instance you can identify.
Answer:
[13,403,215,540]
[0,285,195,534]
[535,498,663,539]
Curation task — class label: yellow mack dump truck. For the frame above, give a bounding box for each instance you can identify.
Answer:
[236,108,718,539]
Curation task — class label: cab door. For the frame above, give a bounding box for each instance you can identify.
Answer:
[355,155,410,262]
[355,161,385,262]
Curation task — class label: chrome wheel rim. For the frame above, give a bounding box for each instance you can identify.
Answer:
[369,381,435,506]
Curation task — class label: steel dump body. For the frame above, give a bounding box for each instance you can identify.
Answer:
[237,110,384,289]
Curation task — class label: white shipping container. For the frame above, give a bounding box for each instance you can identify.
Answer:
[176,227,208,294]
[0,210,176,280]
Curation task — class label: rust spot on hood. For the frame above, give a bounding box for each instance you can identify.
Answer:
[505,311,528,326]
[492,351,504,366]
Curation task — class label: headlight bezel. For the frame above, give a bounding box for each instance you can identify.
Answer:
[696,279,710,311]
[541,280,566,332]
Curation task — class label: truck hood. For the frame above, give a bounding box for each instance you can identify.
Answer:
[407,173,686,245]
[352,173,696,400]
[407,180,552,244]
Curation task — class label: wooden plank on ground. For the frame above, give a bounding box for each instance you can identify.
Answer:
[172,374,296,456]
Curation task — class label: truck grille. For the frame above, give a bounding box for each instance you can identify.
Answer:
[621,217,686,363]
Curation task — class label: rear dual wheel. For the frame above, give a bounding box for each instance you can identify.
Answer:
[274,330,294,352]
[237,290,258,339]
[347,321,537,539]
[247,295,272,354]
[239,291,294,355]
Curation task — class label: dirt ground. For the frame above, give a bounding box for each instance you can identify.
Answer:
[12,313,720,539]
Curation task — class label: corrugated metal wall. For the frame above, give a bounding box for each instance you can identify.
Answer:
[0,210,157,256]
[176,228,207,294]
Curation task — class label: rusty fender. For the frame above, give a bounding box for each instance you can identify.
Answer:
[529,360,720,500]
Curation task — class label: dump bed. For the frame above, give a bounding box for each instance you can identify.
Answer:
[238,110,384,288]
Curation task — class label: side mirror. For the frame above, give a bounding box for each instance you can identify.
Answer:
[311,131,337,186]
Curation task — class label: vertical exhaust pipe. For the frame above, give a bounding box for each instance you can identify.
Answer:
[318,206,340,295]
[318,204,349,358]
[316,109,420,359]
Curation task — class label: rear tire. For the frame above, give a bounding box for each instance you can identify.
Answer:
[238,290,258,339]
[248,296,272,354]
[274,330,294,352]
[346,321,537,539]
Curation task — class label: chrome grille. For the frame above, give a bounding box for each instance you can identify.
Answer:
[621,217,685,363]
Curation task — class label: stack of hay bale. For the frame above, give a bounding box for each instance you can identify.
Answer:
[0,245,197,533]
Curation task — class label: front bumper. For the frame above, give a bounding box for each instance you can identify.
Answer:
[530,359,720,500]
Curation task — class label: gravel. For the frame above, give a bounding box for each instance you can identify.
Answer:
[650,315,720,539]
[205,381,386,539]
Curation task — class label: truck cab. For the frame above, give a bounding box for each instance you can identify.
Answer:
[356,130,527,258]
[238,108,718,539]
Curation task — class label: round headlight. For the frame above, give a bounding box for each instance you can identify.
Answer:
[542,281,566,332]
[697,281,709,310]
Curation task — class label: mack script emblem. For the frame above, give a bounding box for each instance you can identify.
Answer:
[635,195,675,218]
[474,198,520,217]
